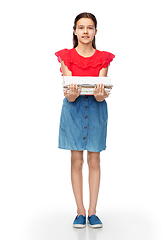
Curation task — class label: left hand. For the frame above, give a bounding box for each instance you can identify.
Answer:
[93,84,109,102]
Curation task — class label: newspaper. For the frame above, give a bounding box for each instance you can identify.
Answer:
[62,76,113,95]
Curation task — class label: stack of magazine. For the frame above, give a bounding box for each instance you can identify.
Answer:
[62,76,113,95]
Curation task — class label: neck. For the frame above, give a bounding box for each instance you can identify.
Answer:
[76,43,95,57]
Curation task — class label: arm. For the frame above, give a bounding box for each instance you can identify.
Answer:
[61,60,72,76]
[61,61,81,102]
[94,66,110,102]
[99,66,109,77]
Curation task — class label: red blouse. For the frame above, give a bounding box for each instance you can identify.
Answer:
[55,48,115,76]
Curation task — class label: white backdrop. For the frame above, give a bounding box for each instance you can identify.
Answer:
[0,0,163,239]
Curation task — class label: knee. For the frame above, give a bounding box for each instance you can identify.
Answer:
[87,152,100,170]
[71,158,84,171]
[71,151,84,171]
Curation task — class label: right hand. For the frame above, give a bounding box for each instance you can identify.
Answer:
[64,83,81,102]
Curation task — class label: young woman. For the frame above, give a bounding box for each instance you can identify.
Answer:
[55,12,115,228]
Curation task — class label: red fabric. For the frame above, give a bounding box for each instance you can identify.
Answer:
[55,48,115,76]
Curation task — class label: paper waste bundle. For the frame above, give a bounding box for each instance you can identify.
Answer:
[62,76,113,95]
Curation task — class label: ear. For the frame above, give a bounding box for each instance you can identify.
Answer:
[94,29,97,36]
[74,29,77,36]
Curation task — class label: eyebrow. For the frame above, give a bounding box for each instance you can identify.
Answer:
[77,25,94,27]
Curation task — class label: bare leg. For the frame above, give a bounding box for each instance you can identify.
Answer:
[71,150,86,216]
[87,151,101,217]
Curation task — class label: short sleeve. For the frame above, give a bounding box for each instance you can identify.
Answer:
[100,51,115,69]
[55,48,72,74]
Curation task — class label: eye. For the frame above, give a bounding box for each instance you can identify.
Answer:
[88,26,94,30]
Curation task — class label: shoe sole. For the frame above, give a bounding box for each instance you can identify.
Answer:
[73,224,86,228]
[87,220,103,228]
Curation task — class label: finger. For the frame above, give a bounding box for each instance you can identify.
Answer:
[96,84,100,93]
[94,86,97,94]
[104,90,109,98]
[97,84,102,93]
[101,83,104,89]
[99,84,103,93]
[75,84,79,95]
[102,84,105,93]
[73,83,77,92]
[74,83,78,91]
[64,89,69,97]
[64,88,68,94]
[69,83,74,93]
[99,84,104,93]
[77,86,82,96]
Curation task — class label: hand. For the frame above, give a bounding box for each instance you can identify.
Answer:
[94,84,109,102]
[64,83,81,102]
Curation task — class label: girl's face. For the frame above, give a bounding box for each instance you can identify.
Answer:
[74,18,97,46]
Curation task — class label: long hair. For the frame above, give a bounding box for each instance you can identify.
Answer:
[73,12,97,49]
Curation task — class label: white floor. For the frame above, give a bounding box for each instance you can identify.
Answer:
[25,208,158,240]
[2,205,161,240]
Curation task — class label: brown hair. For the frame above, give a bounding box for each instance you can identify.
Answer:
[73,12,97,49]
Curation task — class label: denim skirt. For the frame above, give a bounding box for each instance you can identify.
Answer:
[58,95,108,152]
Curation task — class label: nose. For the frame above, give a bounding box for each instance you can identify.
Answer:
[84,27,88,33]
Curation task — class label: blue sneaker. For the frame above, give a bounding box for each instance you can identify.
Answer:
[87,215,103,228]
[73,215,86,228]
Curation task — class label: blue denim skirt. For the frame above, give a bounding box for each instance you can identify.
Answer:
[58,95,108,152]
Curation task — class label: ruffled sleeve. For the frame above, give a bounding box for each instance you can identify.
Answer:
[55,48,72,74]
[100,51,115,69]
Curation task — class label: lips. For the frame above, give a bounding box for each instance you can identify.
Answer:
[82,36,89,39]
